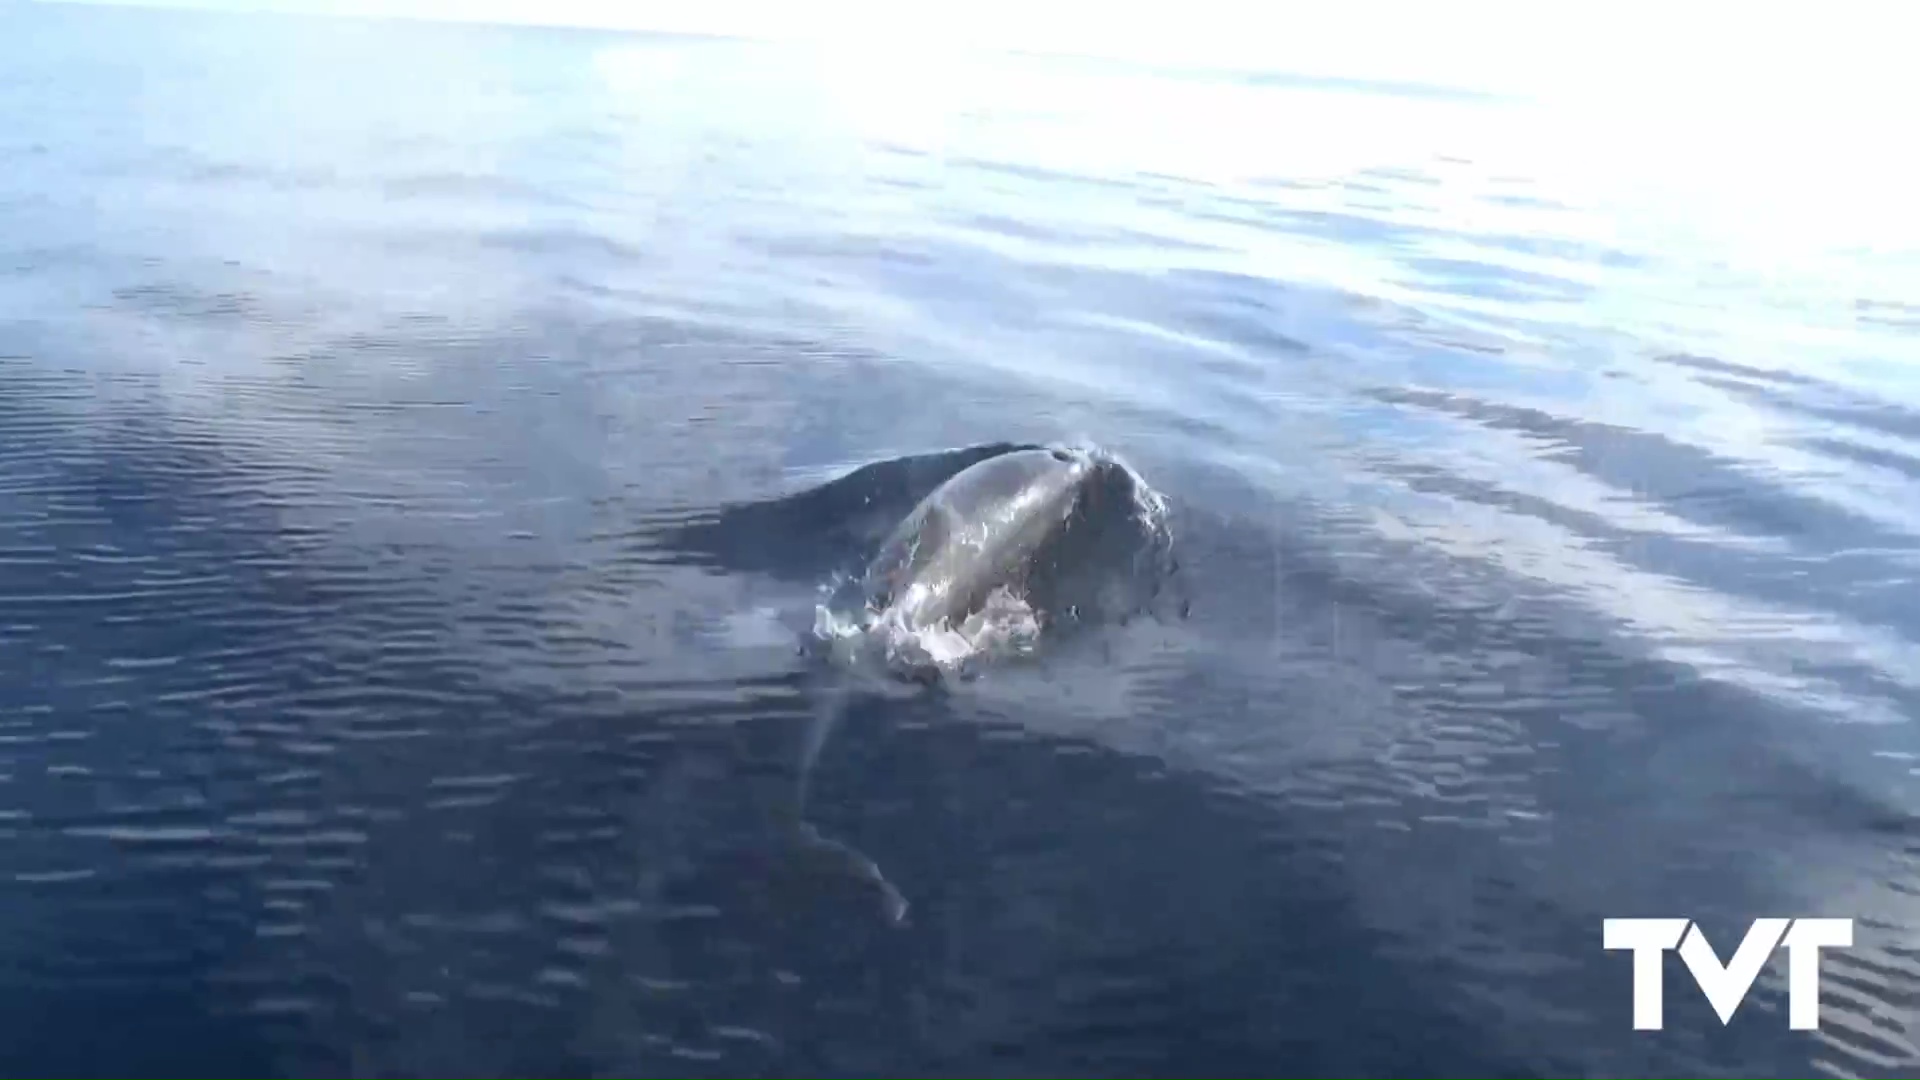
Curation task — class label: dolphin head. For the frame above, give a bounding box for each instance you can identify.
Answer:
[857,447,1095,633]
[808,443,1176,679]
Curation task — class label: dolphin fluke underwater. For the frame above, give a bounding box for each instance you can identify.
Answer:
[778,444,1179,925]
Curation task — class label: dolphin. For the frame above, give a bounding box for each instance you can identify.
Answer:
[854,446,1098,637]
[786,446,1111,923]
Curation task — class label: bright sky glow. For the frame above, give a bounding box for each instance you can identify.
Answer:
[42,0,1920,355]
[50,0,1920,105]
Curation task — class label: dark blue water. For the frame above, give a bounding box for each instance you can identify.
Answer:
[4,4,1920,1076]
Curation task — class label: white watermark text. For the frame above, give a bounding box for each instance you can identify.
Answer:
[1603,917,1853,1031]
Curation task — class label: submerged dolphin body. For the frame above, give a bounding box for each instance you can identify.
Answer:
[788,446,1121,923]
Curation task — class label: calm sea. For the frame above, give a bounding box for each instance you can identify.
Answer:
[2,3,1918,1076]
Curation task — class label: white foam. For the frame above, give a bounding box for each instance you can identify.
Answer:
[811,584,1041,676]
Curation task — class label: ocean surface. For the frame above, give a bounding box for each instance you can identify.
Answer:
[3,3,1920,1076]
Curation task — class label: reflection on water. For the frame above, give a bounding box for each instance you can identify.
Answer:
[2,4,1918,1077]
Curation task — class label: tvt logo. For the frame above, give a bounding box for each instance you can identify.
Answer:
[1604,918,1854,1031]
